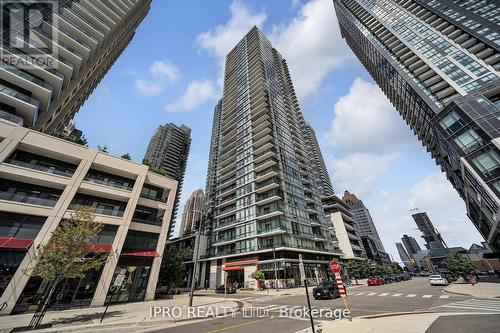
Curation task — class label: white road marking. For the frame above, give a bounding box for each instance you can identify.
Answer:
[439,295,450,299]
[439,299,500,312]
[378,293,390,296]
[391,293,403,297]
[422,295,433,298]
[366,292,378,296]
[406,294,417,297]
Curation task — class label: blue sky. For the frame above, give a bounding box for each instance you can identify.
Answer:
[75,0,483,262]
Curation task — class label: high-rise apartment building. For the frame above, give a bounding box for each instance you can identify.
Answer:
[333,0,500,251]
[0,0,151,136]
[201,27,341,289]
[401,234,422,258]
[343,190,386,252]
[144,123,191,239]
[0,120,177,315]
[304,123,334,196]
[180,189,205,236]
[396,242,413,270]
[412,212,447,249]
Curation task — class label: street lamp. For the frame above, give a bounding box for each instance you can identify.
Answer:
[273,246,278,291]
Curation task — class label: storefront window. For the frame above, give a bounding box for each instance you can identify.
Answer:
[0,249,26,298]
[106,256,153,304]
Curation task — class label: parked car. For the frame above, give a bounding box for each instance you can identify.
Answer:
[313,281,341,300]
[382,275,394,283]
[420,270,431,276]
[401,273,412,280]
[391,274,402,282]
[215,284,237,294]
[429,275,449,286]
[367,276,384,286]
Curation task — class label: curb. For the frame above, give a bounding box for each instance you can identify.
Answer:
[358,310,436,319]
[443,287,500,299]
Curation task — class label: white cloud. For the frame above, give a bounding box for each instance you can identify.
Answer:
[326,77,417,154]
[165,80,217,112]
[270,0,352,100]
[135,79,164,96]
[150,60,179,82]
[331,152,400,198]
[135,60,179,96]
[196,1,266,60]
[367,172,484,263]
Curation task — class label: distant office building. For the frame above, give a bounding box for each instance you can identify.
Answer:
[322,195,365,260]
[401,234,422,258]
[0,120,177,315]
[412,212,447,250]
[361,235,391,265]
[333,0,500,251]
[396,242,413,270]
[304,123,334,196]
[0,0,151,136]
[343,191,385,252]
[144,123,191,239]
[201,27,340,289]
[180,189,205,236]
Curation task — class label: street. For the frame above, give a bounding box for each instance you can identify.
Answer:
[149,278,500,333]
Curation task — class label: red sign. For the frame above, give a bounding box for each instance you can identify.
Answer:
[329,260,341,273]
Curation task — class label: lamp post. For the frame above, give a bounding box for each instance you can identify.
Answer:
[188,231,201,307]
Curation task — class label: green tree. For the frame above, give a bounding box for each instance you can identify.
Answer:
[67,135,88,147]
[443,251,474,279]
[97,145,108,153]
[142,158,150,166]
[121,153,131,160]
[158,246,192,293]
[344,260,361,285]
[25,208,107,328]
[150,167,167,176]
[250,270,265,289]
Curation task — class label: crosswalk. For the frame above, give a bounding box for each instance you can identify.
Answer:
[348,291,452,299]
[438,299,500,312]
[239,295,284,303]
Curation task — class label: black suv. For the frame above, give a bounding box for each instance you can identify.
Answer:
[313,281,341,300]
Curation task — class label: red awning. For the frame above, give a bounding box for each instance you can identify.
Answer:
[223,265,244,271]
[86,243,113,253]
[121,249,158,257]
[0,237,33,249]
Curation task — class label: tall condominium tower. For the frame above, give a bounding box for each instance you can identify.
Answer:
[202,27,341,289]
[401,234,422,258]
[0,0,151,136]
[180,189,205,236]
[333,0,500,251]
[412,212,447,250]
[304,123,334,196]
[144,123,191,239]
[396,242,413,270]
[343,190,386,252]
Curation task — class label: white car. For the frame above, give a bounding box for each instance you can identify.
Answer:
[429,274,449,286]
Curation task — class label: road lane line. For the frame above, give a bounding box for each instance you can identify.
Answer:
[355,292,366,295]
[378,293,390,296]
[439,295,450,299]
[422,295,433,298]
[366,292,378,296]
[406,294,417,297]
[392,293,403,297]
[206,317,271,333]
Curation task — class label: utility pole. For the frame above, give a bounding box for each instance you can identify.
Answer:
[188,231,201,307]
[273,246,278,291]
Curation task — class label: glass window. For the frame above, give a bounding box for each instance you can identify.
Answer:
[439,111,464,134]
[454,129,484,153]
[473,150,500,175]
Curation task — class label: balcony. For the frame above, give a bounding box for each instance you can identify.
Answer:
[255,177,280,194]
[69,193,127,217]
[254,158,278,173]
[132,205,163,226]
[0,178,62,207]
[255,167,278,183]
[5,150,76,177]
[217,183,236,198]
[140,184,168,203]
[84,169,135,191]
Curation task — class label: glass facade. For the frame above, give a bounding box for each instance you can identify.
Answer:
[5,150,76,177]
[203,27,339,265]
[0,178,62,207]
[69,193,127,217]
[333,0,500,250]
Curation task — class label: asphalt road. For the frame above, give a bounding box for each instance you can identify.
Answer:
[149,277,500,333]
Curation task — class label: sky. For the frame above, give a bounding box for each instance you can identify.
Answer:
[75,0,484,263]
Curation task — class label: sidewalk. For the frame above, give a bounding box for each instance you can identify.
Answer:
[299,312,493,333]
[0,294,239,333]
[444,276,500,299]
